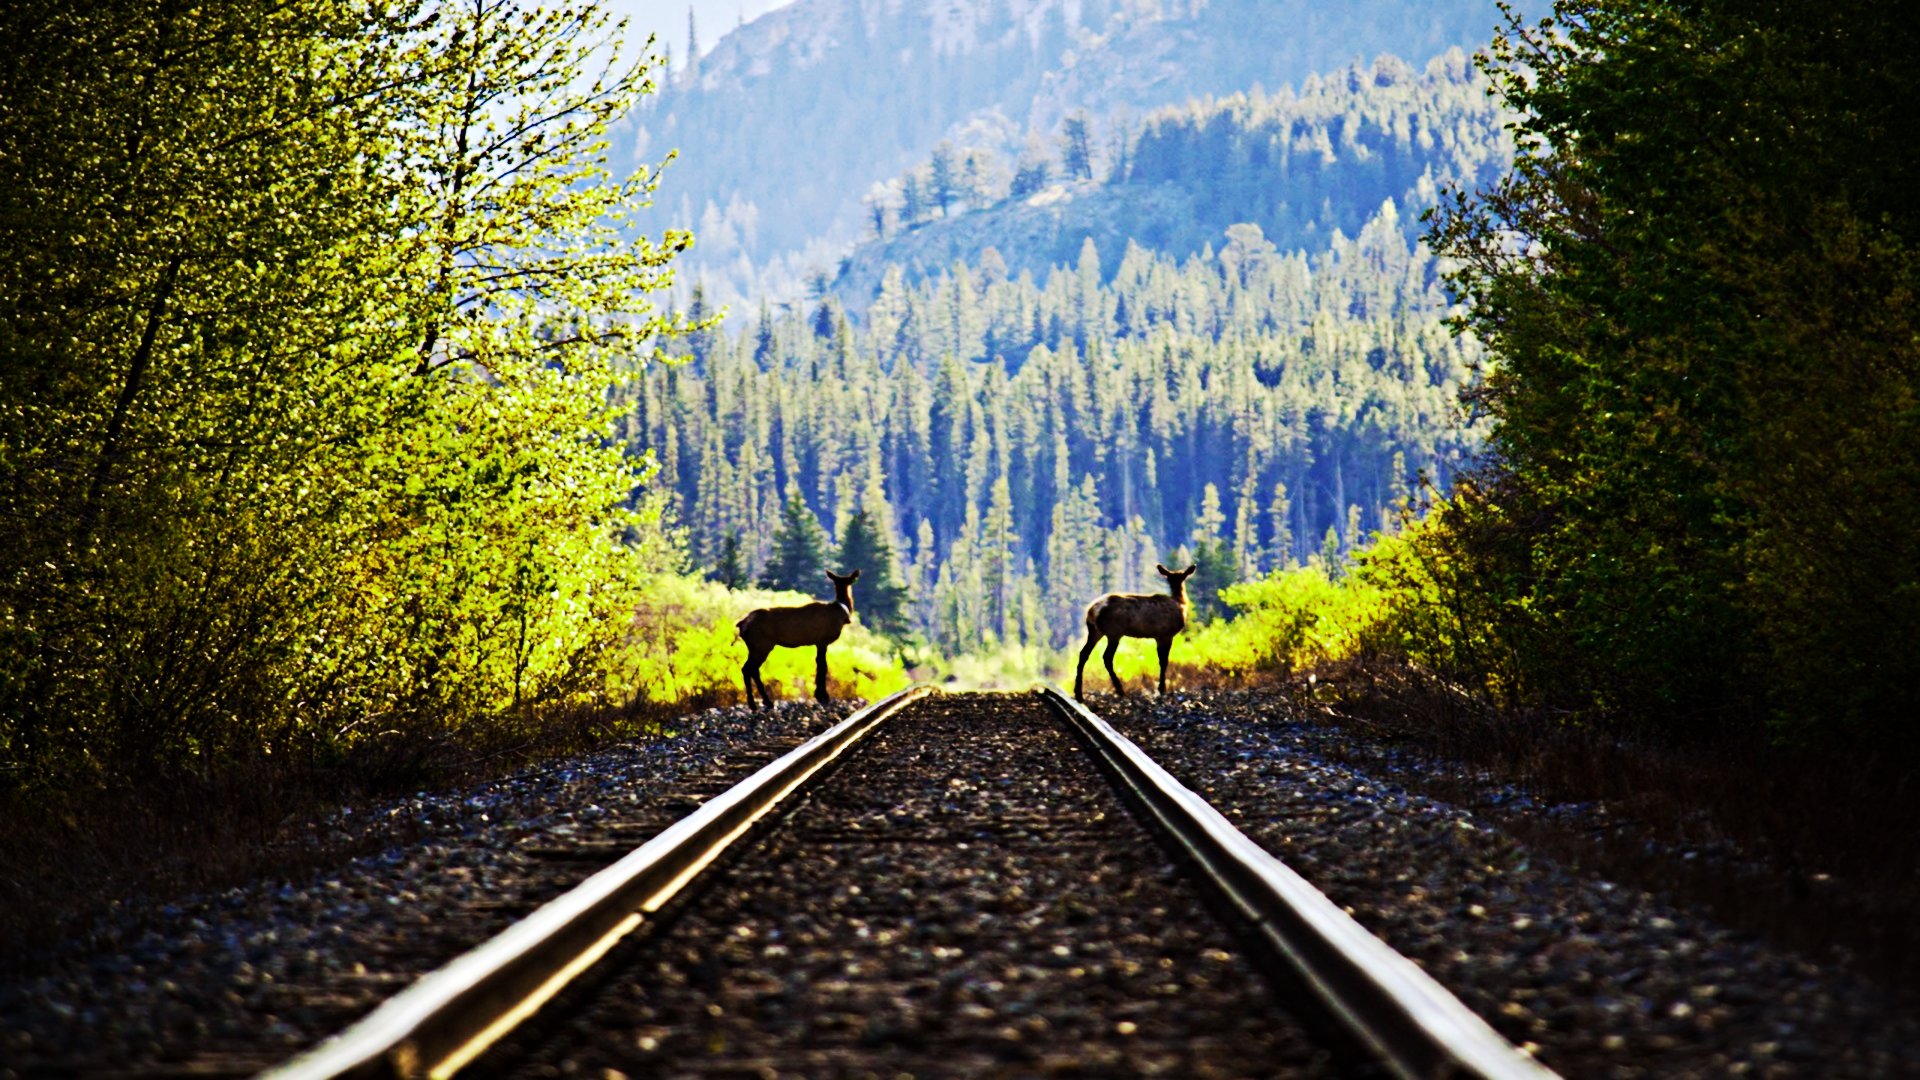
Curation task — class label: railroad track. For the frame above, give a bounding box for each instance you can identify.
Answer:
[268,686,1555,1079]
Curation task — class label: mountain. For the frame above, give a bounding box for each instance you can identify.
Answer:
[622,0,1509,302]
[831,51,1510,308]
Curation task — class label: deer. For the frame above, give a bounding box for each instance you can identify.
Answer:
[1074,563,1197,701]
[736,569,860,708]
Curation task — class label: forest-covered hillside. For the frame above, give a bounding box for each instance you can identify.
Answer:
[835,50,1510,303]
[623,40,1509,653]
[629,197,1478,652]
[629,0,1503,300]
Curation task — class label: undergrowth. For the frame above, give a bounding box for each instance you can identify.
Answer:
[0,576,910,971]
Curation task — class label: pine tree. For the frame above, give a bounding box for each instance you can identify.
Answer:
[713,531,748,589]
[685,8,700,81]
[1010,134,1052,198]
[760,491,831,594]
[900,173,926,225]
[753,302,777,366]
[929,141,959,218]
[837,507,910,638]
[1267,482,1294,570]
[1060,112,1095,181]
[1185,484,1237,622]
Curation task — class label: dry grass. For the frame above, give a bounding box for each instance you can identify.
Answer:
[1296,655,1920,983]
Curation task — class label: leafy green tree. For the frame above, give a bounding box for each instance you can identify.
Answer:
[761,492,832,594]
[837,508,910,637]
[1425,0,1920,746]
[0,0,687,789]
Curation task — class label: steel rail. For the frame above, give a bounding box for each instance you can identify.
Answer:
[265,683,936,1080]
[1036,684,1559,1080]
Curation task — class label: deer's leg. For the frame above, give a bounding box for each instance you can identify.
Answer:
[743,643,773,709]
[1102,635,1125,696]
[814,643,830,703]
[1075,627,1101,700]
[1156,635,1173,694]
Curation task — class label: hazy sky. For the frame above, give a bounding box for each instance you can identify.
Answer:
[597,0,794,60]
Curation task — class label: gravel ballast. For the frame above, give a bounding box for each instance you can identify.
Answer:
[498,691,1335,1077]
[0,702,849,1077]
[1096,687,1920,1078]
[3,687,1918,1077]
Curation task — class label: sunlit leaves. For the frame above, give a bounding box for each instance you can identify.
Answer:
[1,0,690,789]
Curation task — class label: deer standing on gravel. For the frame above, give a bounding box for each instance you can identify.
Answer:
[737,569,860,708]
[1074,563,1197,701]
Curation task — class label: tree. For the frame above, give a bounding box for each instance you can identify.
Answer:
[837,508,910,638]
[1186,484,1237,622]
[961,150,993,209]
[928,141,960,218]
[0,0,688,786]
[685,7,700,81]
[900,173,926,225]
[1267,482,1295,569]
[1426,0,1920,745]
[1009,134,1052,199]
[713,531,749,590]
[761,491,832,594]
[1060,112,1095,181]
[1108,117,1134,182]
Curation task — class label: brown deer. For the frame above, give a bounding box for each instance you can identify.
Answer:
[737,569,860,708]
[1074,563,1196,701]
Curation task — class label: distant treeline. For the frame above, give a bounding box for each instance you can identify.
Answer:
[628,200,1479,652]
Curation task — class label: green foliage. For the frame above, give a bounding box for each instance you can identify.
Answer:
[0,0,689,791]
[1186,540,1242,624]
[711,532,749,590]
[1422,1,1920,746]
[1182,562,1389,677]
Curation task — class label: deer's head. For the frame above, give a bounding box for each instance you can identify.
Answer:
[1156,563,1197,603]
[827,569,860,613]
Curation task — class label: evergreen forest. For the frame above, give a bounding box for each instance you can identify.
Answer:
[634,201,1478,655]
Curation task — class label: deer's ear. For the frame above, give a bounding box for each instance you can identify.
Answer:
[849,569,860,580]
[1183,564,1197,577]
[1155,563,1172,577]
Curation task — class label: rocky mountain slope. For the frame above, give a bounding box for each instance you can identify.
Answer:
[622,0,1507,301]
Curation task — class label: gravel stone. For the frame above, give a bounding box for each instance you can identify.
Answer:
[1094,687,1920,1078]
[8,686,1916,1078]
[499,691,1335,1078]
[0,702,849,1077]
